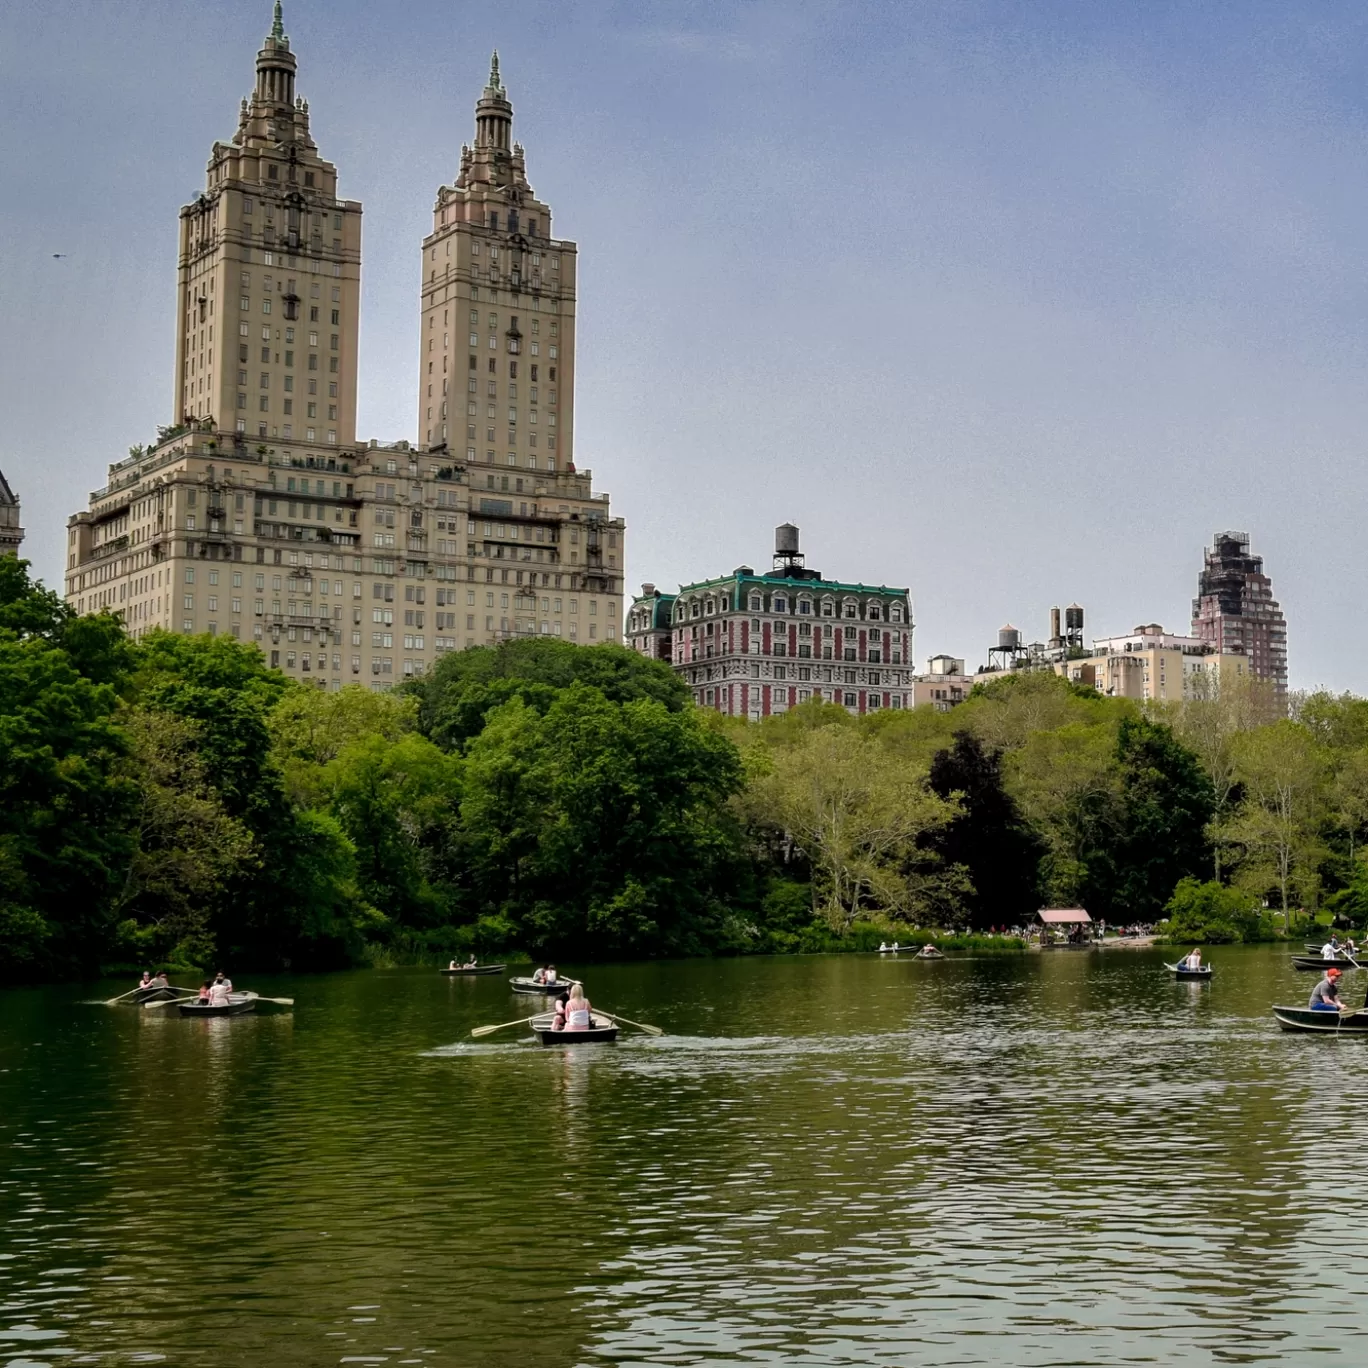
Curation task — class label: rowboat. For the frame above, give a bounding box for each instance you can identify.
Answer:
[1273,1005,1368,1034]
[914,947,945,960]
[1304,942,1358,954]
[1291,956,1361,971]
[1165,962,1213,980]
[529,1012,618,1045]
[177,991,258,1018]
[442,964,506,976]
[132,985,182,1003]
[509,976,579,995]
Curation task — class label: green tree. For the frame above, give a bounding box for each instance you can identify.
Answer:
[925,731,1043,929]
[320,731,461,927]
[461,684,744,954]
[110,708,256,965]
[1161,877,1270,944]
[0,632,134,976]
[1221,721,1328,922]
[1099,716,1214,923]
[413,638,689,752]
[746,723,961,930]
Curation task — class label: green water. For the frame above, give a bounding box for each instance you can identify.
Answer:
[2,946,1366,1366]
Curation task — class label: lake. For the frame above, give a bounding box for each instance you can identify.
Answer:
[2,946,1366,1366]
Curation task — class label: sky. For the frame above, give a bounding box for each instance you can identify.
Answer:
[3,0,1367,689]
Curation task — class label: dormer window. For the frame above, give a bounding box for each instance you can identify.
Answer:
[798,598,812,615]
[774,596,788,614]
[843,601,857,619]
[749,594,762,611]
[891,605,904,623]
[821,599,835,618]
[868,604,882,621]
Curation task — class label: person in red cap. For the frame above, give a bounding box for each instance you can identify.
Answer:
[1309,966,1347,1011]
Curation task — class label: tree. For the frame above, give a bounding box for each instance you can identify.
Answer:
[1101,716,1214,923]
[461,684,745,954]
[0,634,134,976]
[320,731,461,927]
[1221,721,1328,921]
[1161,877,1270,944]
[747,724,961,930]
[110,708,256,965]
[271,684,418,805]
[413,638,690,752]
[926,732,1043,928]
[1168,671,1266,877]
[1007,722,1119,908]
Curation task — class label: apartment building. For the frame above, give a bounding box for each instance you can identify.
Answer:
[627,525,913,717]
[64,10,623,685]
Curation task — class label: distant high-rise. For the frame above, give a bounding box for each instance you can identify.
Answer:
[1191,531,1287,700]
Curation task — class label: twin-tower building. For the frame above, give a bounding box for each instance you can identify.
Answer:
[64,7,624,685]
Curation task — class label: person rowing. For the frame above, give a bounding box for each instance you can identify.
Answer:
[1182,948,1203,971]
[208,979,232,1006]
[213,970,232,992]
[1322,937,1343,961]
[1309,967,1347,1012]
[197,980,212,1004]
[563,983,593,1031]
[139,970,153,990]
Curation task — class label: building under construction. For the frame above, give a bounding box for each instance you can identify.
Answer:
[1191,531,1287,701]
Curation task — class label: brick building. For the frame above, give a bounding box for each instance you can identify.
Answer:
[626,525,913,717]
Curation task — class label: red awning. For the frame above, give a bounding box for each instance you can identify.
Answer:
[1037,908,1092,925]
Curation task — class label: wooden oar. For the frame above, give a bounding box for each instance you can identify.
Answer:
[103,986,148,1005]
[599,1011,663,1037]
[253,996,294,1006]
[142,994,199,1011]
[471,1014,537,1038]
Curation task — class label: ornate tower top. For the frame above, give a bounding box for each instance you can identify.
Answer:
[271,0,286,42]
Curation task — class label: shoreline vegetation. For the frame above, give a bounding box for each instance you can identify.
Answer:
[3,557,1365,985]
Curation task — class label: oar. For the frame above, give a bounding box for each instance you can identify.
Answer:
[142,994,199,1011]
[472,1014,538,1038]
[103,986,149,1005]
[253,996,294,1006]
[599,1011,663,1037]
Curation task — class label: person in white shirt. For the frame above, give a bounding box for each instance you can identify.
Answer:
[1183,949,1202,970]
[208,980,231,1006]
[1323,940,1341,961]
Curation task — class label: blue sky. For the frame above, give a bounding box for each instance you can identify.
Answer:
[3,0,1366,688]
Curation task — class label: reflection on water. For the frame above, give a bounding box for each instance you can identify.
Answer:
[4,948,1368,1365]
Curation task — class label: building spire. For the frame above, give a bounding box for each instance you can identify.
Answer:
[488,50,502,91]
[271,1,285,41]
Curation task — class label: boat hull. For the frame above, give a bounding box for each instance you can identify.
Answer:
[509,977,578,995]
[1273,1006,1368,1034]
[1292,956,1360,971]
[178,992,258,1018]
[1165,963,1213,980]
[442,964,506,976]
[529,1014,618,1045]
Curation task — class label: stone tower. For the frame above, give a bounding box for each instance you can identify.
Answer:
[175,2,362,447]
[417,54,575,479]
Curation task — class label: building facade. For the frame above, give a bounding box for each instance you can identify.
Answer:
[1191,531,1286,701]
[0,468,22,557]
[1055,623,1248,702]
[626,525,913,717]
[64,11,623,684]
[912,655,973,710]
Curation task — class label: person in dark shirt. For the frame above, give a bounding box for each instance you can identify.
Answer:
[1309,968,1346,1011]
